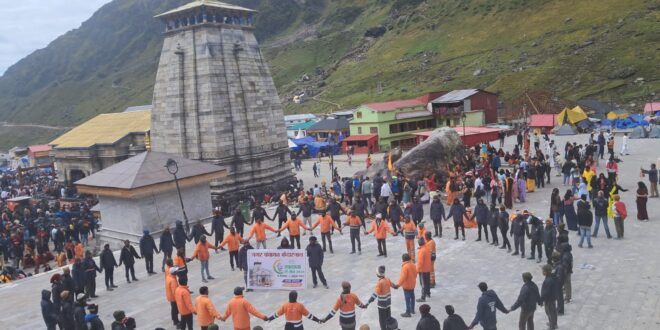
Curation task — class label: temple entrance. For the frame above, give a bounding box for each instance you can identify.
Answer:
[69,169,87,183]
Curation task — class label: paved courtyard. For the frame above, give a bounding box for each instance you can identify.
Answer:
[0,134,658,329]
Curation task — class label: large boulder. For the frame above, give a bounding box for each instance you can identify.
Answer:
[394,127,464,178]
[353,147,402,179]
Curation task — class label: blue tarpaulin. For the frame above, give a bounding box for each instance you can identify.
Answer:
[292,136,340,157]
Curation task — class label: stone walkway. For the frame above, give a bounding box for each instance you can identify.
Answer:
[1,134,658,329]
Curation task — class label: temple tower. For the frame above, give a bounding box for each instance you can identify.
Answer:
[150,0,293,198]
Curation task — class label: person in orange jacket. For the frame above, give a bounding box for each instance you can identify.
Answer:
[310,210,342,253]
[219,286,267,330]
[392,253,417,318]
[219,228,243,271]
[424,232,437,288]
[246,218,277,249]
[164,259,180,328]
[321,281,367,329]
[277,214,309,249]
[365,214,396,257]
[191,235,219,282]
[174,277,195,330]
[366,265,396,330]
[266,290,322,328]
[196,286,221,330]
[401,217,417,261]
[173,248,191,282]
[74,241,84,260]
[343,211,363,254]
[417,223,427,240]
[416,238,433,302]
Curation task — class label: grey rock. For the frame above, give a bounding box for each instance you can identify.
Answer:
[393,128,464,178]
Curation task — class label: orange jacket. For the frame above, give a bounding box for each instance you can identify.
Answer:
[192,241,216,261]
[247,222,277,241]
[397,261,417,290]
[173,255,186,268]
[220,233,243,252]
[165,273,178,302]
[280,219,308,236]
[74,244,84,259]
[311,215,339,233]
[416,245,433,273]
[222,295,265,330]
[417,227,427,240]
[425,237,437,254]
[175,285,195,315]
[344,215,363,229]
[314,196,326,210]
[332,293,362,318]
[402,222,416,240]
[367,220,394,239]
[196,294,220,326]
[274,302,311,323]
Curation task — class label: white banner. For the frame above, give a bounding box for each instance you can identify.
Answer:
[246,249,307,290]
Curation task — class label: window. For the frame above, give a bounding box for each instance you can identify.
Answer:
[370,127,378,134]
[389,118,437,134]
[356,112,362,119]
[357,127,363,134]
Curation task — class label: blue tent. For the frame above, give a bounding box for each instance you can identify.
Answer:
[293,136,316,146]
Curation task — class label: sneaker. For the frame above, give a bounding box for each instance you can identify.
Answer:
[475,238,482,242]
[207,276,215,280]
[132,278,139,281]
[416,298,426,302]
[111,285,118,288]
[400,313,411,318]
[350,251,355,254]
[578,244,583,248]
[512,252,519,256]
[202,279,208,283]
[527,256,535,260]
[499,246,506,249]
[588,245,593,248]
[358,251,362,255]
[462,237,466,241]
[323,284,329,289]
[313,284,318,288]
[106,287,113,291]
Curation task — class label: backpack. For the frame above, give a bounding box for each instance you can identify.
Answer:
[614,202,627,220]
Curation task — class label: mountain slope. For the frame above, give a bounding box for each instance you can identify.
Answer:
[0,0,657,147]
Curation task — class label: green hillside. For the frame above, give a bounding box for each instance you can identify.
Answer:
[0,0,658,148]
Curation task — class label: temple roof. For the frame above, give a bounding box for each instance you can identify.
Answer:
[49,110,151,149]
[155,0,256,18]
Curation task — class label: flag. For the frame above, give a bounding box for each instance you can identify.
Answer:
[387,151,393,172]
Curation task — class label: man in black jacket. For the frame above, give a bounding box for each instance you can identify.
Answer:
[159,226,174,272]
[237,240,253,290]
[210,210,229,252]
[488,206,500,246]
[99,244,118,291]
[509,272,541,330]
[231,209,248,237]
[252,202,270,223]
[118,240,141,283]
[510,211,528,258]
[272,200,294,236]
[41,290,58,330]
[306,236,328,289]
[173,221,190,255]
[577,198,594,248]
[352,196,368,230]
[526,214,543,263]
[541,264,558,330]
[430,196,446,237]
[297,197,314,235]
[443,305,469,330]
[73,293,87,330]
[83,251,101,298]
[468,282,508,330]
[139,230,159,275]
[474,199,490,242]
[498,206,511,251]
[417,304,441,330]
[591,191,611,238]
[542,219,557,263]
[189,220,211,244]
[326,199,345,231]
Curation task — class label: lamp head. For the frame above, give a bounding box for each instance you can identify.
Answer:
[165,158,178,175]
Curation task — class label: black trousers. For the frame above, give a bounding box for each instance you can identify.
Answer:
[321,232,333,252]
[514,234,525,255]
[278,218,287,234]
[477,223,489,240]
[536,175,545,188]
[332,215,342,230]
[518,310,534,330]
[214,231,224,247]
[530,240,542,259]
[229,251,238,269]
[454,222,465,238]
[84,277,96,297]
[419,272,431,298]
[378,307,391,330]
[124,264,136,281]
[180,313,193,330]
[170,301,179,324]
[391,220,400,233]
[545,300,558,329]
[235,225,244,237]
[544,244,554,262]
[103,267,114,288]
[310,266,327,286]
[490,225,499,244]
[556,280,565,314]
[432,219,442,236]
[144,254,154,273]
[290,235,301,249]
[350,229,361,252]
[161,250,172,271]
[377,239,387,256]
[500,227,511,249]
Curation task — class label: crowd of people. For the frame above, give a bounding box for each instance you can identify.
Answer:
[29,128,656,329]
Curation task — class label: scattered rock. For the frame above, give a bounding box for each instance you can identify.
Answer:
[565,17,572,23]
[581,39,594,47]
[473,68,484,76]
[364,26,387,38]
[607,66,636,80]
[573,80,580,86]
[531,41,538,47]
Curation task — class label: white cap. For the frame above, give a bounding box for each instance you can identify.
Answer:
[375,213,382,219]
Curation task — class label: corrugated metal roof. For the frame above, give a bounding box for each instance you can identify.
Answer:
[430,89,480,103]
[284,114,317,122]
[74,151,226,189]
[307,118,349,131]
[124,105,152,112]
[27,145,51,153]
[364,98,426,112]
[50,110,151,149]
[287,120,317,130]
[155,0,256,18]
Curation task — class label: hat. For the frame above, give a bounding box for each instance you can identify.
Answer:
[234,286,244,295]
[309,236,317,242]
[50,274,62,283]
[113,310,126,321]
[375,213,382,219]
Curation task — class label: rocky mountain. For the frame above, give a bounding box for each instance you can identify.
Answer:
[0,0,657,147]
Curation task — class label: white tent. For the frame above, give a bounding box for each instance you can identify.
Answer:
[295,129,305,139]
[288,139,298,148]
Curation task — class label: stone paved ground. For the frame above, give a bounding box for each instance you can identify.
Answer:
[1,134,658,330]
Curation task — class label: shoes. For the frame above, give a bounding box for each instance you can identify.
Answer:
[454,237,458,240]
[107,287,113,291]
[512,252,519,256]
[350,251,355,254]
[578,244,583,248]
[208,276,215,280]
[588,245,593,248]
[537,259,542,263]
[323,284,329,289]
[246,289,253,292]
[607,236,612,239]
[592,235,597,238]
[127,280,131,283]
[313,284,318,288]
[202,279,208,283]
[358,251,362,255]
[400,313,411,318]
[462,237,466,241]
[377,253,384,256]
[499,246,506,249]
[416,298,426,302]
[475,238,482,242]
[521,254,525,258]
[132,278,139,281]
[111,285,118,288]
[527,256,535,260]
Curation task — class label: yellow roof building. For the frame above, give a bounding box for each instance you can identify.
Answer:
[50,110,151,149]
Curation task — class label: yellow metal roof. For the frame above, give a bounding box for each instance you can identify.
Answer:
[50,110,151,149]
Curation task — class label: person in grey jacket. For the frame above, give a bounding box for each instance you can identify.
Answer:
[527,215,543,263]
[468,282,508,330]
[429,196,446,237]
[542,220,557,263]
[488,206,500,246]
[474,199,490,242]
[540,264,558,330]
[510,212,528,257]
[306,236,328,288]
[448,199,466,240]
[509,272,541,330]
[41,290,58,330]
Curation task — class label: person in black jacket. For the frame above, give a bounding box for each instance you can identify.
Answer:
[474,199,490,242]
[118,240,141,283]
[71,258,86,295]
[509,272,541,330]
[252,202,270,223]
[591,191,611,238]
[189,220,211,244]
[429,196,446,237]
[210,209,229,251]
[411,197,424,226]
[443,305,469,330]
[139,230,159,275]
[488,205,500,246]
[297,197,315,235]
[99,244,118,290]
[237,240,253,290]
[526,214,543,263]
[73,294,87,330]
[59,291,74,330]
[510,211,528,257]
[173,221,190,255]
[540,264,558,330]
[61,268,76,298]
[41,290,58,330]
[577,196,594,248]
[306,236,328,288]
[498,206,511,251]
[374,197,388,222]
[542,220,557,263]
[231,209,248,237]
[352,196,368,230]
[326,199,345,232]
[417,304,441,330]
[468,282,508,330]
[272,200,294,236]
[50,274,64,313]
[388,200,404,234]
[83,251,101,298]
[159,226,174,272]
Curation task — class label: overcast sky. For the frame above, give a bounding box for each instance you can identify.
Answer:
[0,0,112,76]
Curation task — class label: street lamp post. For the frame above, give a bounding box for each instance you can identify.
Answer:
[461,112,467,142]
[165,158,190,234]
[328,134,335,182]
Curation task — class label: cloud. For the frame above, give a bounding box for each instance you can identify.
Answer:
[0,0,112,75]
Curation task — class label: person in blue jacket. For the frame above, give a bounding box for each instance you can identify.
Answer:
[468,282,508,330]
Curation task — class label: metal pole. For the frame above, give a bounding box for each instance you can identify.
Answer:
[173,173,190,234]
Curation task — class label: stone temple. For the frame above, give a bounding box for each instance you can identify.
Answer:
[150,0,293,199]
